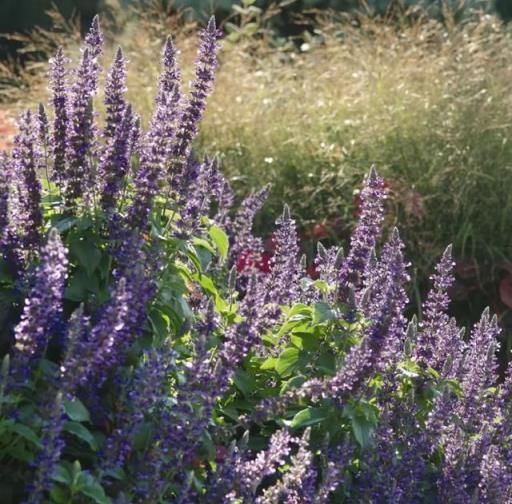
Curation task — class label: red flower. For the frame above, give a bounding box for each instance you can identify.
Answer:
[236,249,272,274]
[307,263,319,280]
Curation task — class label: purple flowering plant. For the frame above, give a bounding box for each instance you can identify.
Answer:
[0,14,511,504]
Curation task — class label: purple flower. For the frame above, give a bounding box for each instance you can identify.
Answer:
[64,16,104,206]
[24,393,65,503]
[414,245,455,368]
[81,264,154,388]
[104,47,128,140]
[48,47,69,189]
[230,184,271,266]
[99,105,133,214]
[339,166,386,295]
[171,17,221,166]
[11,110,43,250]
[266,204,301,307]
[12,229,68,380]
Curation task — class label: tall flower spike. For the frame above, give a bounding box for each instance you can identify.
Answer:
[84,15,104,60]
[124,36,183,232]
[104,47,128,140]
[100,105,132,214]
[12,229,68,380]
[339,165,386,295]
[65,48,96,205]
[81,261,154,388]
[171,17,220,176]
[459,308,500,424]
[48,47,69,189]
[236,429,295,499]
[414,244,455,368]
[64,16,103,206]
[229,183,271,265]
[364,228,410,368]
[266,204,300,307]
[24,393,65,503]
[0,153,10,244]
[157,35,181,104]
[59,305,91,395]
[11,110,42,250]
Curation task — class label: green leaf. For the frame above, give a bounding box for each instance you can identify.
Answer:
[79,479,111,504]
[275,347,300,376]
[260,357,277,370]
[70,238,102,276]
[49,485,70,503]
[64,421,98,450]
[63,398,90,423]
[9,423,42,448]
[291,407,328,428]
[233,369,256,397]
[351,417,372,448]
[51,464,72,485]
[208,225,229,261]
[312,302,335,324]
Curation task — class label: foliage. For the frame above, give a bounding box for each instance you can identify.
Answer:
[1,14,512,504]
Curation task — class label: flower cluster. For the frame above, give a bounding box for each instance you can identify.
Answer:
[0,14,511,504]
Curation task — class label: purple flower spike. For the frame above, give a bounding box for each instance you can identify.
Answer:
[12,110,43,250]
[230,184,271,265]
[339,165,386,295]
[459,308,500,424]
[84,15,104,60]
[100,105,133,214]
[266,204,300,306]
[12,229,68,380]
[104,47,128,140]
[414,244,455,368]
[48,47,69,189]
[158,35,182,103]
[0,153,10,243]
[171,17,221,169]
[65,48,96,205]
[24,393,65,504]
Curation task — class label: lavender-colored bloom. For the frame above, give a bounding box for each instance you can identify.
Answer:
[235,429,295,501]
[458,309,500,426]
[478,445,512,502]
[315,244,343,289]
[11,110,43,249]
[24,393,65,503]
[414,245,455,368]
[171,18,220,169]
[36,104,50,166]
[104,47,128,140]
[0,153,10,243]
[59,305,91,395]
[257,429,316,504]
[363,228,409,368]
[64,16,103,205]
[65,47,96,205]
[230,184,271,265]
[100,105,132,214]
[48,47,69,189]
[103,346,175,471]
[218,273,261,389]
[12,229,68,379]
[124,36,183,232]
[84,15,104,60]
[174,155,214,238]
[81,265,154,388]
[265,204,300,307]
[339,166,386,295]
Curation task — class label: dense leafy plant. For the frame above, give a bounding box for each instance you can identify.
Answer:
[0,14,511,504]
